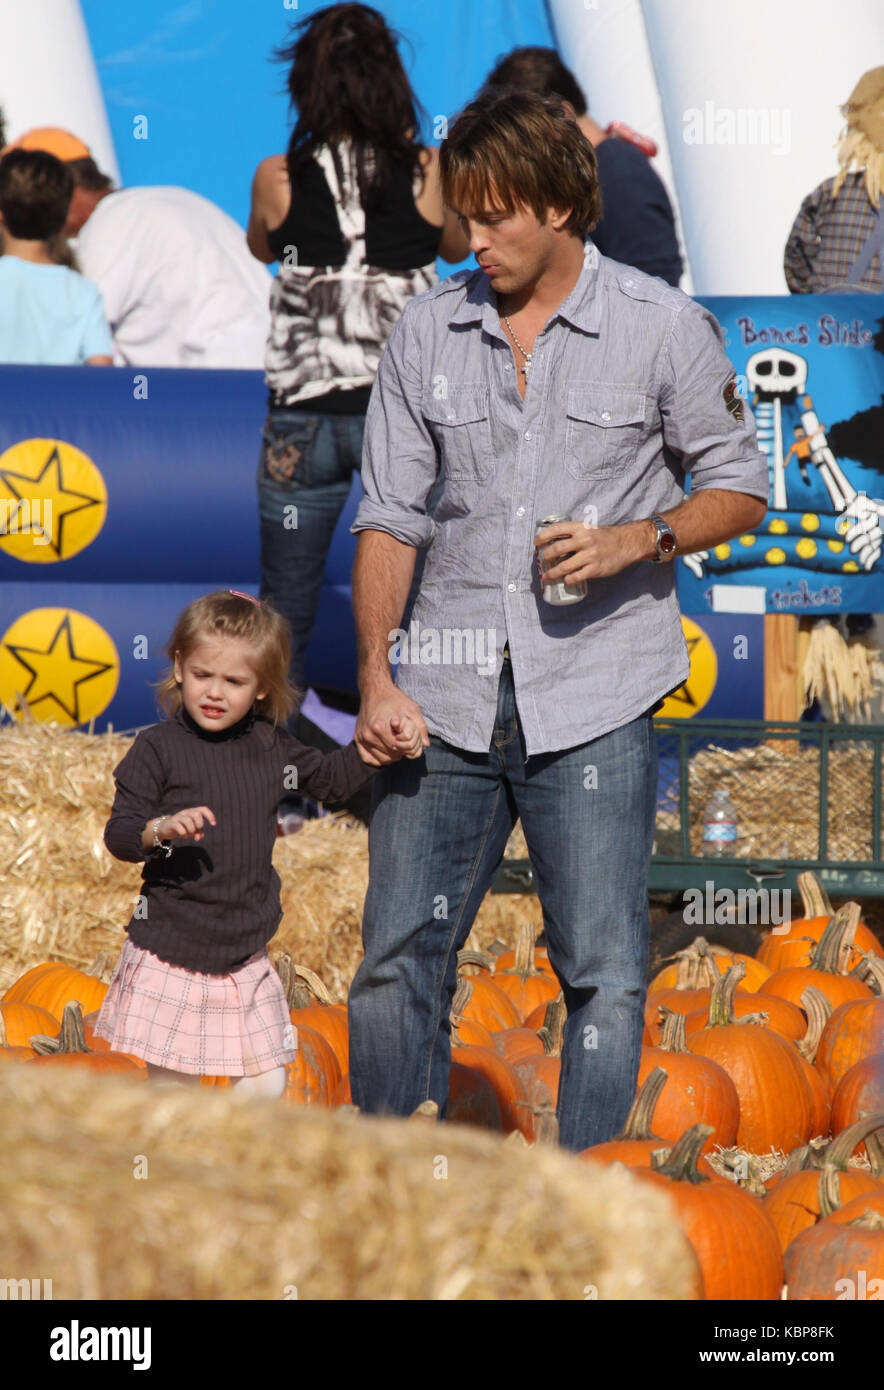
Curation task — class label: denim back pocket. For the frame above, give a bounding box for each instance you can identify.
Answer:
[259,413,319,488]
[421,384,492,483]
[565,384,648,480]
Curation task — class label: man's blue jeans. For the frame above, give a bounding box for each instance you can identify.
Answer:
[348,651,658,1152]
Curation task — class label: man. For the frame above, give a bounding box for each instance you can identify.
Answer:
[483,46,683,287]
[3,127,272,367]
[347,90,768,1152]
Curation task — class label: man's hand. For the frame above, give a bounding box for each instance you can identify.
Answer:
[356,685,430,766]
[536,519,650,584]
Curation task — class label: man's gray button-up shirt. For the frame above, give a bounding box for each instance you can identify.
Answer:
[351,242,769,756]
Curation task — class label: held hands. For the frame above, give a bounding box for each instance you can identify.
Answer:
[355,687,430,766]
[389,712,425,759]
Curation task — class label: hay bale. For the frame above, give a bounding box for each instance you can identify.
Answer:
[0,1061,700,1300]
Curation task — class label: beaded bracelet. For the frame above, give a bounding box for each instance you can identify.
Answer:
[151,816,173,859]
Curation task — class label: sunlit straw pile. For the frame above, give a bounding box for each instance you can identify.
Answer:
[0,1062,700,1300]
[0,718,541,1000]
[654,737,882,862]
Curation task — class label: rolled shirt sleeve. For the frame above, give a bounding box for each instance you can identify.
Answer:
[350,299,440,549]
[659,300,770,502]
[104,734,167,862]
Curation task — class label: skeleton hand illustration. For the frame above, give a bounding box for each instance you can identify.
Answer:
[839,493,884,571]
[680,550,709,579]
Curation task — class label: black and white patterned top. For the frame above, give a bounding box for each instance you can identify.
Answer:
[265,141,442,409]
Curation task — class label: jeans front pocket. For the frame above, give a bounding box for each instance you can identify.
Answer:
[564,383,648,480]
[259,412,320,488]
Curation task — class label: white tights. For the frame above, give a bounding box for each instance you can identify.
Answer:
[146,1063,287,1101]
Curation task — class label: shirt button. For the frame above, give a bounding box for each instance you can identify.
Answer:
[516,506,525,517]
[524,431,532,440]
[508,582,516,592]
[601,410,611,421]
[623,277,635,287]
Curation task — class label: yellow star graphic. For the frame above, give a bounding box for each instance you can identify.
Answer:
[667,634,703,709]
[0,444,102,557]
[5,613,114,722]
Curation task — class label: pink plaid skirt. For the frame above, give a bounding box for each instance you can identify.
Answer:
[91,938,297,1076]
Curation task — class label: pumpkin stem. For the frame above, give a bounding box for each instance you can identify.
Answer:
[273,954,333,1009]
[706,961,746,1026]
[508,922,537,980]
[538,998,565,1056]
[866,1126,884,1179]
[796,986,833,1061]
[84,952,116,982]
[808,903,860,975]
[797,870,832,919]
[450,978,473,1048]
[29,999,90,1054]
[658,1008,689,1054]
[650,1123,715,1184]
[845,1209,884,1231]
[850,952,884,996]
[672,938,721,991]
[822,1112,884,1173]
[614,1067,667,1141]
[457,949,494,976]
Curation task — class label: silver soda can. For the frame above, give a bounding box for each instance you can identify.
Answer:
[534,514,588,605]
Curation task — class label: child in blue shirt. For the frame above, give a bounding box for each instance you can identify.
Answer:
[0,148,113,364]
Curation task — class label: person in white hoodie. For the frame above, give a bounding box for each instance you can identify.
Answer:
[5,127,272,368]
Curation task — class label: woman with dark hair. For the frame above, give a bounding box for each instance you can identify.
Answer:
[247,3,467,778]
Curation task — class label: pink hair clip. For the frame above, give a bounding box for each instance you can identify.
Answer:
[228,589,262,606]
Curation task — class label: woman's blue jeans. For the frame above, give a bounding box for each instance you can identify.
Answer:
[257,405,441,706]
[348,651,658,1152]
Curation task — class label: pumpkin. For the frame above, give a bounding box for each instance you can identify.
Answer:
[638,1009,739,1154]
[3,955,111,1021]
[283,1023,342,1107]
[757,872,880,972]
[0,999,59,1049]
[274,954,348,1074]
[493,1027,545,1064]
[447,1062,505,1130]
[490,923,561,1021]
[579,1068,718,1174]
[783,1207,884,1300]
[513,998,564,1110]
[28,1000,144,1076]
[450,979,497,1049]
[492,931,556,980]
[644,987,719,1045]
[759,904,874,1014]
[762,1115,884,1253]
[821,1190,884,1226]
[451,1043,533,1139]
[831,1052,884,1152]
[522,992,563,1031]
[681,990,807,1044]
[795,986,834,1140]
[687,963,815,1154]
[650,936,771,993]
[629,1123,785,1300]
[452,971,521,1033]
[816,995,884,1093]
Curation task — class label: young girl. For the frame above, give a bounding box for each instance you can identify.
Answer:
[94,589,423,1099]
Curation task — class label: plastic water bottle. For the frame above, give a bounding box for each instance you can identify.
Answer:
[702,788,738,857]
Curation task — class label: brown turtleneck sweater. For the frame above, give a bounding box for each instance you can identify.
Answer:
[104,704,376,973]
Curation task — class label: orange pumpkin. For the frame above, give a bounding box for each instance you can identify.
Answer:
[3,957,110,1021]
[783,1207,884,1300]
[490,924,561,1022]
[451,979,497,1049]
[453,972,521,1033]
[650,937,771,994]
[687,963,815,1154]
[0,999,59,1048]
[274,954,349,1074]
[28,1000,143,1076]
[638,1009,739,1154]
[759,904,873,1014]
[681,991,806,1044]
[816,995,884,1093]
[762,1115,884,1254]
[447,1061,505,1130]
[831,1053,884,1151]
[513,998,564,1110]
[630,1124,785,1300]
[283,1023,342,1107]
[757,872,880,973]
[579,1067,718,1175]
[452,1043,533,1139]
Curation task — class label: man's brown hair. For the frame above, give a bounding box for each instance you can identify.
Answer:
[439,89,601,238]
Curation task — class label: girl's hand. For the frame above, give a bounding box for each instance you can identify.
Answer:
[155,806,217,843]
[389,714,426,760]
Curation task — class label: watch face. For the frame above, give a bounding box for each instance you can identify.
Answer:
[659,531,676,554]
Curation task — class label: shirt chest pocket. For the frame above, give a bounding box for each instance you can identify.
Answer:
[421,384,492,483]
[565,384,648,480]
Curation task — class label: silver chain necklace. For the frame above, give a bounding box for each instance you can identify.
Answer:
[503,314,533,378]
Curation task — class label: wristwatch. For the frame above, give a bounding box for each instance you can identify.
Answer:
[650,514,677,562]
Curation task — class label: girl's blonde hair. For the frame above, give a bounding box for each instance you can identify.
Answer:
[153,591,299,728]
